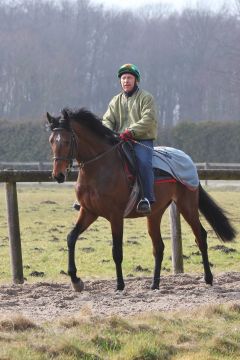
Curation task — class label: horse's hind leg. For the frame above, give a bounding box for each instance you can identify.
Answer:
[176,191,213,285]
[147,212,165,290]
[67,208,98,292]
[198,224,213,285]
[110,217,125,291]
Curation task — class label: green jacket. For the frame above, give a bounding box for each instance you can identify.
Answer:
[102,88,158,140]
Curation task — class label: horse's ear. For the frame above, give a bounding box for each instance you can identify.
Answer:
[46,112,53,123]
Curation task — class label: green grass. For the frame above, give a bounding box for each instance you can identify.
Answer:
[0,302,239,359]
[0,184,239,284]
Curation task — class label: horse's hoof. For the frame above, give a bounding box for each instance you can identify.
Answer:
[204,274,213,286]
[116,283,125,291]
[151,284,159,290]
[71,278,84,292]
[205,279,213,286]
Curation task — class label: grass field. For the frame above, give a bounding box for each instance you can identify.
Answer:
[0,183,239,283]
[0,302,239,359]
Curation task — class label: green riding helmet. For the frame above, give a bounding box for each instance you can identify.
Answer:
[117,63,141,82]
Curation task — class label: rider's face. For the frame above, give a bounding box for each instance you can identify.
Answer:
[120,73,136,93]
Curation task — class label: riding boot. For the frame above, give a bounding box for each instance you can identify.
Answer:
[136,198,151,214]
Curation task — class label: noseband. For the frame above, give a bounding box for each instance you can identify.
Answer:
[52,127,78,170]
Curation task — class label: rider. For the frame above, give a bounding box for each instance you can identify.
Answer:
[102,63,158,214]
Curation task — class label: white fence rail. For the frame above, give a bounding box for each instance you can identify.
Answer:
[1,161,240,171]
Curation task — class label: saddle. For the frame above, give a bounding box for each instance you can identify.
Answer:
[120,143,199,217]
[120,142,175,217]
[121,141,175,183]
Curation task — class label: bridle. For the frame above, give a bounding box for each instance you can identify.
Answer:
[52,125,121,171]
[52,127,78,170]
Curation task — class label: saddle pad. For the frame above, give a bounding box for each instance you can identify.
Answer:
[123,174,175,217]
[153,146,199,190]
[123,146,199,217]
[153,168,175,181]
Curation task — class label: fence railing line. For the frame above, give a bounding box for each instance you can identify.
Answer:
[1,169,240,183]
[196,162,240,167]
[1,161,240,171]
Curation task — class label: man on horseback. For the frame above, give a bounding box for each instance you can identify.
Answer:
[102,63,158,214]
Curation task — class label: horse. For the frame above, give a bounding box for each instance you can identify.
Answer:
[46,107,236,292]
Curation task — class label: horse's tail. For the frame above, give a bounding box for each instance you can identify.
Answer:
[198,184,236,242]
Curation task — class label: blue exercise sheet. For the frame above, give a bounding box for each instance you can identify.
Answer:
[153,146,199,190]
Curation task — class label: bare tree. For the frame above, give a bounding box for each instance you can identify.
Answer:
[0,0,240,125]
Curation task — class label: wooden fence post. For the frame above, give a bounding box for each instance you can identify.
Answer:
[5,182,24,284]
[204,162,208,186]
[169,202,184,274]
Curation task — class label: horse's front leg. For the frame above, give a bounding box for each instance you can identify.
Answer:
[67,208,97,292]
[110,217,125,291]
[147,214,165,290]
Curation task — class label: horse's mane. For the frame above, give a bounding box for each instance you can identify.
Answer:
[61,107,119,145]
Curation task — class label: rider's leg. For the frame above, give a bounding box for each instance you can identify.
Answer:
[134,140,155,213]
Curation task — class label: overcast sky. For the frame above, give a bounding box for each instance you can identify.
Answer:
[90,0,236,12]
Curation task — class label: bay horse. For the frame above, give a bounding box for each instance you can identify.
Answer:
[47,107,236,292]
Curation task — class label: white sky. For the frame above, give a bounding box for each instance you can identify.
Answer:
[90,0,236,12]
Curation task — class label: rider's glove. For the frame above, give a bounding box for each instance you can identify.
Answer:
[119,129,134,142]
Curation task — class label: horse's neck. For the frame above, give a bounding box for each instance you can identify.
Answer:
[72,123,112,163]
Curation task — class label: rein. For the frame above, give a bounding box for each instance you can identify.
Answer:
[78,142,121,169]
[52,126,122,170]
[130,139,172,159]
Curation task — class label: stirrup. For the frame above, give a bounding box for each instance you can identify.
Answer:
[136,198,151,214]
[73,201,81,211]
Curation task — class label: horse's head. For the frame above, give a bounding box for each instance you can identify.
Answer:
[47,111,74,183]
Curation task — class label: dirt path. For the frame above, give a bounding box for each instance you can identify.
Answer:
[0,272,239,323]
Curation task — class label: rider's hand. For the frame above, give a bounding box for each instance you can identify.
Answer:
[119,129,134,142]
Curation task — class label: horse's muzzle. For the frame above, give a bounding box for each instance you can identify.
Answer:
[53,173,65,183]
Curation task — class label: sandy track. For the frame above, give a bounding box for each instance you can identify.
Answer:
[0,272,239,323]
